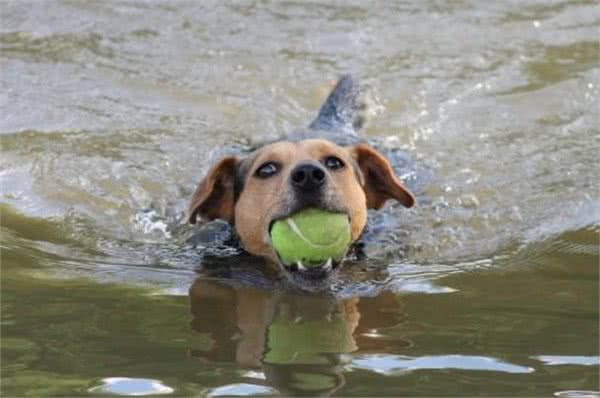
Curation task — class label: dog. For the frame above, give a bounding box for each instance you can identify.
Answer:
[188,75,416,288]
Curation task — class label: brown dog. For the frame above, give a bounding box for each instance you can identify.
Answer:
[188,76,416,286]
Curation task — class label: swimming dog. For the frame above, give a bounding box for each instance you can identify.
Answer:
[188,76,416,287]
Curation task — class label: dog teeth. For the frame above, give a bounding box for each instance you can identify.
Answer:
[292,259,333,273]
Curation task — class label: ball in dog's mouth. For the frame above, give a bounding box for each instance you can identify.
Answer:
[268,208,351,280]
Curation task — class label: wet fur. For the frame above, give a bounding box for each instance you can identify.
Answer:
[188,75,416,284]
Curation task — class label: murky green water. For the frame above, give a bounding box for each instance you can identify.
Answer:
[1,1,599,396]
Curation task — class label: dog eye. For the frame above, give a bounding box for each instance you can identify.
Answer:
[255,162,280,178]
[323,156,344,170]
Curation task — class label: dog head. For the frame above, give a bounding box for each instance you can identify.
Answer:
[188,139,415,285]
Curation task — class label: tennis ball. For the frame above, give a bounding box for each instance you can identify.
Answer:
[270,208,351,267]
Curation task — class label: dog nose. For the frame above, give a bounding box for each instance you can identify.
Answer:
[291,163,326,192]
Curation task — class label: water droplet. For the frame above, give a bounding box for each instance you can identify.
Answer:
[460,194,480,208]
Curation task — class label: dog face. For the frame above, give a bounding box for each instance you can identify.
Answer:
[189,139,415,284]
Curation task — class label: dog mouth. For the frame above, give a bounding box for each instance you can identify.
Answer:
[267,211,348,281]
[278,256,342,280]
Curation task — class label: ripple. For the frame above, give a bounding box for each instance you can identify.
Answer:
[554,391,600,398]
[351,354,534,375]
[533,355,600,366]
[205,383,278,397]
[88,377,174,396]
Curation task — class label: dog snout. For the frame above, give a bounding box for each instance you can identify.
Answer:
[290,163,326,192]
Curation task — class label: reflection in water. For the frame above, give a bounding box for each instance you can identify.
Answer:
[204,383,278,397]
[533,356,600,366]
[88,377,174,396]
[553,391,600,398]
[351,354,534,374]
[189,276,409,396]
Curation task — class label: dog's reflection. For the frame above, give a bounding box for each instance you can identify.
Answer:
[189,277,409,396]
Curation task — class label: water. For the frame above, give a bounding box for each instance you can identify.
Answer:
[1,1,599,396]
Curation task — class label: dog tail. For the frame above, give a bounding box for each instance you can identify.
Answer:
[308,75,375,133]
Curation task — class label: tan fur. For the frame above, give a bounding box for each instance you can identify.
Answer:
[189,139,415,267]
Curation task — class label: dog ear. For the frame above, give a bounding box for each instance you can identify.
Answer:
[188,156,239,224]
[349,143,416,209]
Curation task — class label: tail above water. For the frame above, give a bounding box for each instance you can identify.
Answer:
[308,75,374,133]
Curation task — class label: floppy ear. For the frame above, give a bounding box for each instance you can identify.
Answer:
[188,156,238,224]
[350,143,416,209]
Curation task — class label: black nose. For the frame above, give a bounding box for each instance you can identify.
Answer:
[291,163,326,192]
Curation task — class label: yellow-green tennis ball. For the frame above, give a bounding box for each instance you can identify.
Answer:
[270,208,351,266]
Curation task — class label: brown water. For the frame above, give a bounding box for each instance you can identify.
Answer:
[1,1,599,396]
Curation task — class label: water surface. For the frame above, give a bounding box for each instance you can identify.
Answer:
[1,1,599,396]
